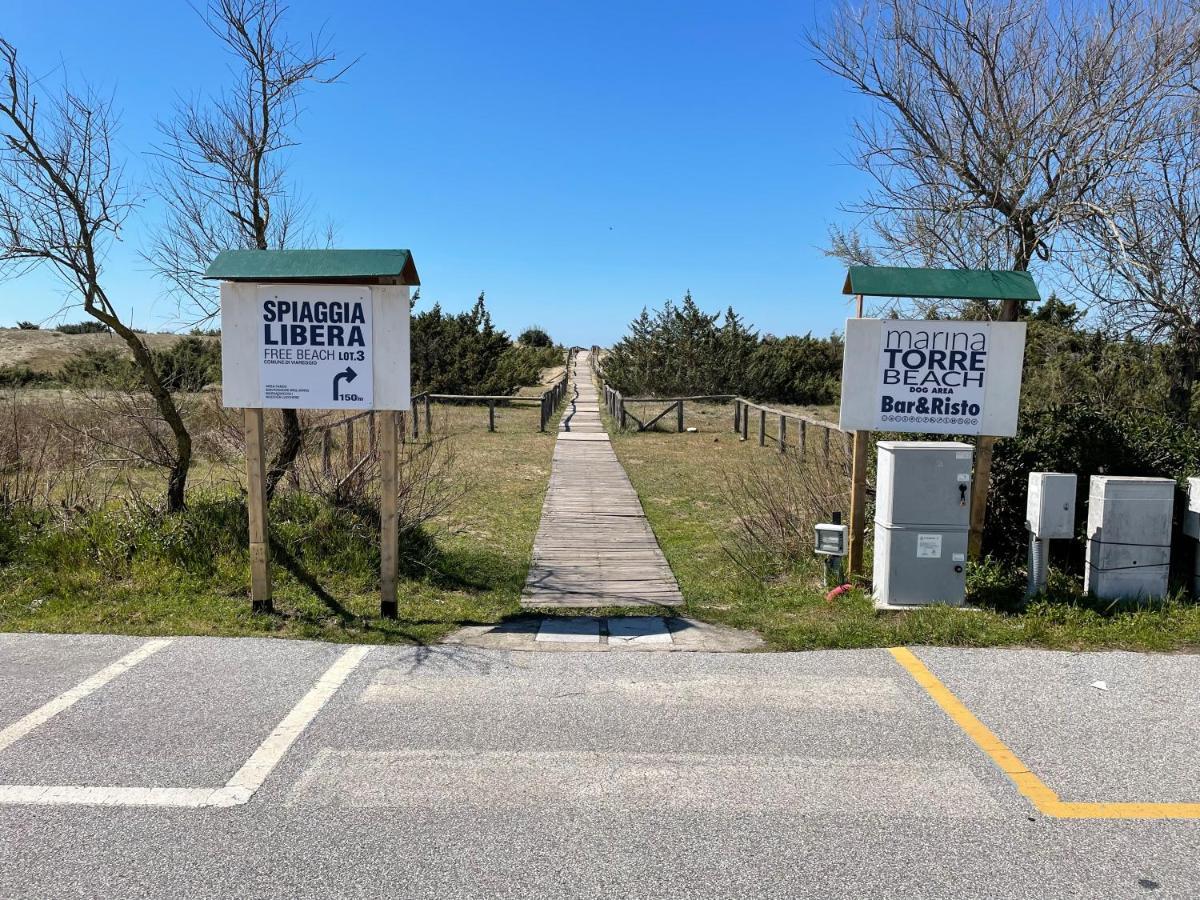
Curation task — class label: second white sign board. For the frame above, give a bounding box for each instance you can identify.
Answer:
[839,319,1027,436]
[258,285,373,409]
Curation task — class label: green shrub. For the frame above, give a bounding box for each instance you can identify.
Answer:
[517,326,553,348]
[56,348,136,389]
[411,294,552,394]
[601,294,843,403]
[151,336,221,392]
[493,344,563,391]
[0,365,53,388]
[55,321,110,335]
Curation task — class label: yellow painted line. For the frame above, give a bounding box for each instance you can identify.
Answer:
[889,647,1200,820]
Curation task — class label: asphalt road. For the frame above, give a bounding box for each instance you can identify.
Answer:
[1,633,1199,898]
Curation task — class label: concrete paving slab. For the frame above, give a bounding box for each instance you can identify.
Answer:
[444,616,762,652]
[534,617,601,643]
[607,616,672,644]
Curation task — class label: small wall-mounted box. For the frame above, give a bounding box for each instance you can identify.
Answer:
[1026,472,1077,539]
[815,523,849,557]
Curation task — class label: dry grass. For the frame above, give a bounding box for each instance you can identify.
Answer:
[0,327,213,374]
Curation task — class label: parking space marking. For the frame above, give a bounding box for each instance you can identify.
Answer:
[0,639,173,755]
[0,644,371,808]
[890,647,1200,820]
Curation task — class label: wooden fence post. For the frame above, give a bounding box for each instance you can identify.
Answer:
[424,395,432,443]
[619,397,627,430]
[244,407,272,613]
[733,399,740,434]
[779,414,787,453]
[368,411,377,455]
[345,418,355,471]
[412,400,420,440]
[676,400,684,433]
[380,409,398,619]
[488,399,496,433]
[799,419,807,456]
[848,430,869,578]
[741,406,749,441]
[823,426,830,461]
[322,429,333,477]
[758,408,766,447]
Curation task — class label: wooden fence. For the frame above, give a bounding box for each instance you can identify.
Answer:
[309,350,574,478]
[592,349,848,463]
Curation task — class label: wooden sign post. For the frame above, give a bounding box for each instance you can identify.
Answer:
[244,407,272,611]
[847,293,868,579]
[205,249,419,618]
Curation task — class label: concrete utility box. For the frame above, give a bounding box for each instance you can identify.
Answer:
[1084,476,1174,601]
[1026,472,1077,539]
[874,441,973,608]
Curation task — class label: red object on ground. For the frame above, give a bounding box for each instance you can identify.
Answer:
[825,583,854,603]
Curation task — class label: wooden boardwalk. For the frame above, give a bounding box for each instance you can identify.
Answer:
[521,350,683,608]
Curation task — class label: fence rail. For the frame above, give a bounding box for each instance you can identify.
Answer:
[592,350,847,461]
[310,348,575,477]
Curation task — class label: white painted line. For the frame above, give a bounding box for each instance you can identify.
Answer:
[221,645,372,803]
[0,643,371,809]
[0,639,173,754]
[0,785,219,807]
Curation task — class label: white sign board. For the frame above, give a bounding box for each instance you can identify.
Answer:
[258,285,373,409]
[220,282,410,411]
[838,319,1026,436]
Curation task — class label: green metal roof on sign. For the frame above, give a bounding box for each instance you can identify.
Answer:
[842,266,1039,302]
[204,249,419,285]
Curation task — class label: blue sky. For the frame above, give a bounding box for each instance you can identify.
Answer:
[3,0,868,346]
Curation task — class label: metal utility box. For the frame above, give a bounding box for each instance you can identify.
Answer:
[1026,472,1077,539]
[875,441,974,527]
[873,441,973,607]
[1084,476,1174,601]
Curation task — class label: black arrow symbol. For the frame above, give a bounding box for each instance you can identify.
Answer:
[333,366,358,401]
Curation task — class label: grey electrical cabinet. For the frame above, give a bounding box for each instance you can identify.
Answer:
[1026,472,1077,539]
[873,441,973,608]
[1084,476,1174,601]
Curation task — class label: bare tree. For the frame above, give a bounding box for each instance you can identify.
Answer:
[811,0,1200,320]
[1077,102,1200,422]
[0,39,194,511]
[148,0,350,500]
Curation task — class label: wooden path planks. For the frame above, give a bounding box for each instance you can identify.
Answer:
[521,350,684,608]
